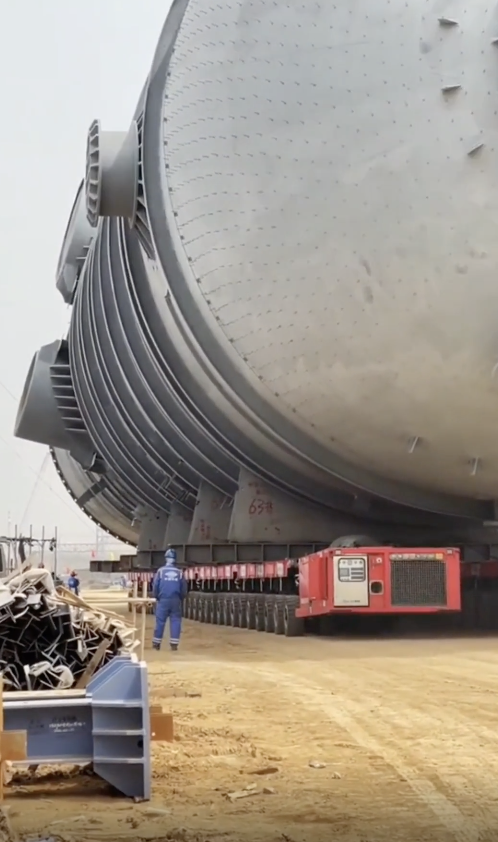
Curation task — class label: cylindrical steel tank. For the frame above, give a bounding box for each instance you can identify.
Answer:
[15,1,498,544]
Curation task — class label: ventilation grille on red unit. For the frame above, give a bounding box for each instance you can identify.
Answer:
[390,560,447,607]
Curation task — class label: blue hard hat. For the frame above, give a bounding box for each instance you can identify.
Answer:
[165,548,177,563]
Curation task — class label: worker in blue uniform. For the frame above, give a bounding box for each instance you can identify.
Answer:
[67,570,80,596]
[152,548,188,651]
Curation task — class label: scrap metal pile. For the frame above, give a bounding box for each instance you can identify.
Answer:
[0,568,136,691]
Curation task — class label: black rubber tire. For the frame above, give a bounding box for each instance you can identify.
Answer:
[284,596,305,637]
[206,597,214,624]
[216,596,225,625]
[229,597,241,627]
[255,598,266,631]
[245,596,256,630]
[199,597,206,623]
[238,596,248,628]
[264,597,275,633]
[223,597,231,626]
[213,597,221,623]
[273,596,285,635]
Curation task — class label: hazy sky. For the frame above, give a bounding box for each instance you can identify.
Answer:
[0,1,168,543]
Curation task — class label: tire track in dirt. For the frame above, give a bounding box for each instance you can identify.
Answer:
[249,662,481,841]
[284,655,498,834]
[203,643,477,842]
[179,626,498,837]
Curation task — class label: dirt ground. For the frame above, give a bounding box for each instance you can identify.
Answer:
[7,617,498,842]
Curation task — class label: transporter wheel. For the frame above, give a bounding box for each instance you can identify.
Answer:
[206,597,214,624]
[245,596,256,630]
[223,597,231,626]
[201,596,209,623]
[238,596,248,628]
[211,594,220,626]
[210,596,218,623]
[229,597,241,628]
[273,597,285,635]
[255,598,266,631]
[210,595,219,624]
[216,595,225,625]
[283,597,305,637]
[264,598,275,633]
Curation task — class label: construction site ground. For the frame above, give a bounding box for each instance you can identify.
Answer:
[6,608,498,842]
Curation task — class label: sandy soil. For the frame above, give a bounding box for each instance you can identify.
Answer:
[7,617,498,842]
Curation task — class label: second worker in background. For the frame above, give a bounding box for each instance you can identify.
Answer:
[152,548,188,651]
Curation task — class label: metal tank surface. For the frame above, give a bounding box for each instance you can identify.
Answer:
[14,1,498,550]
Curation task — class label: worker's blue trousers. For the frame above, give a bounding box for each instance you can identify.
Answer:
[153,597,182,647]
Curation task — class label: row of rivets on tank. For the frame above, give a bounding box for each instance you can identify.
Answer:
[169,9,489,478]
[438,14,486,156]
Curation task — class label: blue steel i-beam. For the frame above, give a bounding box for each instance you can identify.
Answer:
[4,656,152,800]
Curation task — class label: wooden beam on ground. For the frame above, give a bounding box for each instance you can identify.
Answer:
[150,706,174,742]
[0,675,27,801]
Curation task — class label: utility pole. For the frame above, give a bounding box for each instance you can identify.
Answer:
[41,525,45,567]
[0,527,58,573]
[6,513,11,570]
[53,526,58,576]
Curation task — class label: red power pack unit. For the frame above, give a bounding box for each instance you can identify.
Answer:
[296,546,461,619]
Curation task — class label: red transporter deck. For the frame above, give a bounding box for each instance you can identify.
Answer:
[185,546,461,619]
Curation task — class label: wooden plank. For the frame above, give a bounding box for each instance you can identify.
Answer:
[4,689,86,700]
[57,587,136,626]
[0,674,4,801]
[87,598,155,605]
[140,581,147,660]
[150,712,174,742]
[75,640,110,690]
[0,731,27,762]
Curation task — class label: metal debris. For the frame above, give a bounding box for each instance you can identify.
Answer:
[0,568,137,691]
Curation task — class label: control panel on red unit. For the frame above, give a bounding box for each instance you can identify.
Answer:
[333,555,369,607]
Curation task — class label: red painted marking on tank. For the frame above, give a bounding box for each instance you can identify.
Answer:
[248,498,274,515]
[198,519,211,540]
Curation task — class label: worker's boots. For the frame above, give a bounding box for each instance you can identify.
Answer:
[152,642,161,651]
[170,643,178,652]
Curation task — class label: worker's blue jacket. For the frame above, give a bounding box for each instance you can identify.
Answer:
[153,561,188,604]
